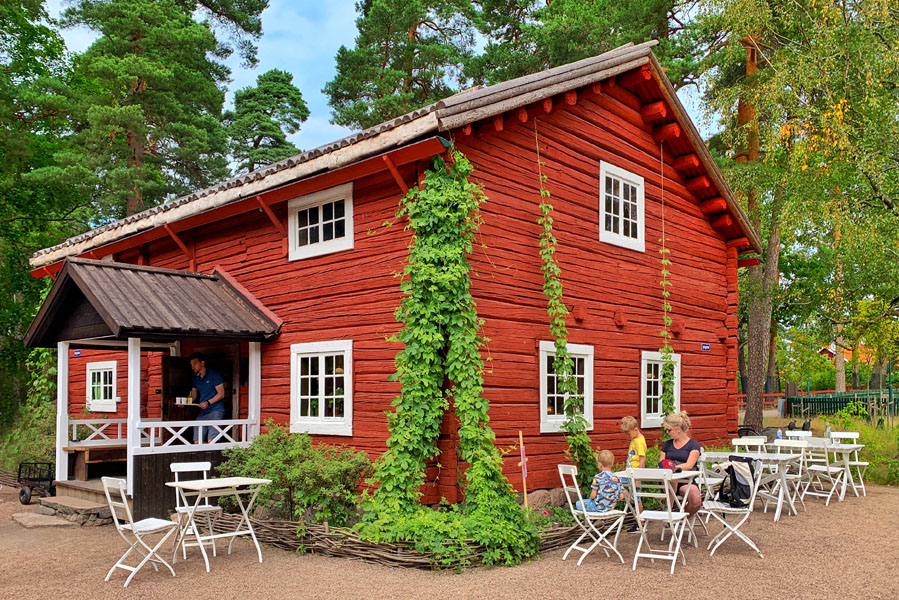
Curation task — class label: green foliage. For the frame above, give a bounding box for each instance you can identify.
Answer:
[217,422,371,526]
[224,69,309,174]
[533,121,596,486]
[360,150,538,568]
[324,0,475,130]
[0,346,57,472]
[527,504,574,530]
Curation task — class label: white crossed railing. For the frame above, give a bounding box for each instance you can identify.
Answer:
[133,419,252,455]
[68,418,163,446]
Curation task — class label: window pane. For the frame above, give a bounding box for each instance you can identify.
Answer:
[323,202,333,221]
[335,219,345,239]
[309,208,319,225]
[310,227,319,244]
[325,355,334,375]
[298,228,308,246]
[301,357,309,376]
[546,355,555,374]
[323,222,333,241]
[335,200,345,219]
[333,396,344,418]
[310,358,319,376]
[298,210,308,228]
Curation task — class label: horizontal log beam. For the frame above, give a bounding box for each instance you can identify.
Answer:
[653,122,681,143]
[737,258,760,268]
[618,65,652,89]
[726,237,750,249]
[699,197,728,215]
[685,175,712,192]
[672,153,700,171]
[640,100,668,123]
[711,214,733,229]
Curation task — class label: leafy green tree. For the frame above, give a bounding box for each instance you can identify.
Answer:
[324,0,476,130]
[224,69,309,174]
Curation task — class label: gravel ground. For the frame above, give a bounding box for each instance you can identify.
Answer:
[2,484,897,600]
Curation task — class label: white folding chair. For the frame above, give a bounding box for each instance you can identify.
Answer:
[101,477,178,587]
[732,437,766,456]
[830,431,867,496]
[170,461,222,560]
[627,468,690,574]
[803,437,845,505]
[785,430,812,439]
[770,439,808,512]
[702,458,764,558]
[557,465,625,565]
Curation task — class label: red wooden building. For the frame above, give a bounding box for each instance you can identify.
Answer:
[26,41,760,516]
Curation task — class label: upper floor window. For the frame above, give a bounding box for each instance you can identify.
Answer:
[640,351,681,428]
[86,360,117,412]
[290,340,353,436]
[599,162,644,252]
[538,340,594,433]
[288,182,354,261]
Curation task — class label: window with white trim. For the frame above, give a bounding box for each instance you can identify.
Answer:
[287,182,354,261]
[86,361,117,412]
[290,340,353,436]
[640,351,681,428]
[599,161,645,252]
[538,341,594,433]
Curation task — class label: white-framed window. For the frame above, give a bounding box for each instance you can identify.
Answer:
[538,340,594,434]
[86,361,118,412]
[287,182,354,261]
[290,340,353,436]
[599,161,645,252]
[640,351,681,428]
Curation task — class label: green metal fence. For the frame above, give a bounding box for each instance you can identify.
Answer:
[786,389,898,417]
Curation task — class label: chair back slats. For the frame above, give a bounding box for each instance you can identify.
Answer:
[625,468,679,520]
[732,437,766,456]
[785,430,812,438]
[101,476,134,530]
[170,461,213,510]
[829,431,859,444]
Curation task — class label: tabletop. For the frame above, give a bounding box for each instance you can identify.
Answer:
[615,468,699,481]
[166,477,272,491]
[702,451,799,463]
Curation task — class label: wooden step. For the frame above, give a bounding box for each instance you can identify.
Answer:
[54,478,107,506]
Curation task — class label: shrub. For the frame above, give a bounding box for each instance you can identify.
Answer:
[217,422,372,526]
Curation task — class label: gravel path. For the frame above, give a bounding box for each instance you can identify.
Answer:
[2,484,897,600]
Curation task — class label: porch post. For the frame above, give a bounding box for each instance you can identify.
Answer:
[249,341,261,440]
[55,341,69,483]
[126,337,140,495]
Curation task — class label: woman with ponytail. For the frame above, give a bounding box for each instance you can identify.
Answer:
[659,411,702,515]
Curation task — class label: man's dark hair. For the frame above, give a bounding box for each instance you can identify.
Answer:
[188,352,206,363]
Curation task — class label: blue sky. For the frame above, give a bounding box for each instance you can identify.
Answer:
[45,1,711,149]
[46,0,360,151]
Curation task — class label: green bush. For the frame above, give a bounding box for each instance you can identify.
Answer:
[217,422,372,526]
[0,348,56,472]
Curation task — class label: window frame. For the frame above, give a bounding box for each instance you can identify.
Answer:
[287,182,354,261]
[85,360,118,413]
[640,351,681,429]
[599,161,645,252]
[538,340,594,434]
[289,340,353,436]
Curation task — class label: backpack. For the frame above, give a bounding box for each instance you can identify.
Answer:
[713,455,756,508]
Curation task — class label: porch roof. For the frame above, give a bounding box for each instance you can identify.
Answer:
[24,258,281,348]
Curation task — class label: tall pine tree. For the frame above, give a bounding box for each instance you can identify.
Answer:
[224,69,309,174]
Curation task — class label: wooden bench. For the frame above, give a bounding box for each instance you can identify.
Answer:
[62,445,127,481]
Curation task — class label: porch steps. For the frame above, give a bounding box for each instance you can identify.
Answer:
[38,496,114,526]
[54,478,107,506]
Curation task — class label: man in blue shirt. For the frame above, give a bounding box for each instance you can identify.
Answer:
[189,353,225,443]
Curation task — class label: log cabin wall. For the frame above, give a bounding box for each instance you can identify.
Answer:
[74,84,740,500]
[67,348,157,422]
[453,86,737,491]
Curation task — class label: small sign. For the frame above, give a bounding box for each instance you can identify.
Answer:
[701,343,711,352]
[73,349,82,357]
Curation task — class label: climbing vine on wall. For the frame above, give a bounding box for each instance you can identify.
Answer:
[359,150,538,567]
[658,143,676,436]
[534,122,598,486]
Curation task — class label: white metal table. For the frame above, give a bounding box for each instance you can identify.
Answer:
[825,443,864,500]
[702,451,800,522]
[166,476,271,572]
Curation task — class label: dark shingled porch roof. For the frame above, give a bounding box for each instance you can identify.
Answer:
[25,258,281,347]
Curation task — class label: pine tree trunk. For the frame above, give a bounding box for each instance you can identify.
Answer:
[765,319,778,393]
[738,325,749,394]
[835,334,846,392]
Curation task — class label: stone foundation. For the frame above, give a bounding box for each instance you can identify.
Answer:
[38,497,113,526]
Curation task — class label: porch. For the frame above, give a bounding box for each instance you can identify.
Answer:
[24,258,281,518]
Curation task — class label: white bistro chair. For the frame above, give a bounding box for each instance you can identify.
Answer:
[830,431,867,496]
[557,465,626,565]
[170,461,223,559]
[101,477,178,587]
[702,458,764,558]
[803,437,845,505]
[769,439,808,512]
[627,468,690,575]
[732,437,766,456]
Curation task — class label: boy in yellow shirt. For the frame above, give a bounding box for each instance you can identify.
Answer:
[620,416,646,515]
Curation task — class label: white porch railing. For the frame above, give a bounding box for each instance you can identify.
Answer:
[133,419,253,455]
[67,418,163,447]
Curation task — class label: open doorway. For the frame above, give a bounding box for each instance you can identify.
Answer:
[161,343,243,422]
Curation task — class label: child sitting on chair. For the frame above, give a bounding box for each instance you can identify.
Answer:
[575,450,624,513]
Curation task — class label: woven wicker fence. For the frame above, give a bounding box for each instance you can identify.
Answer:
[210,512,581,570]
